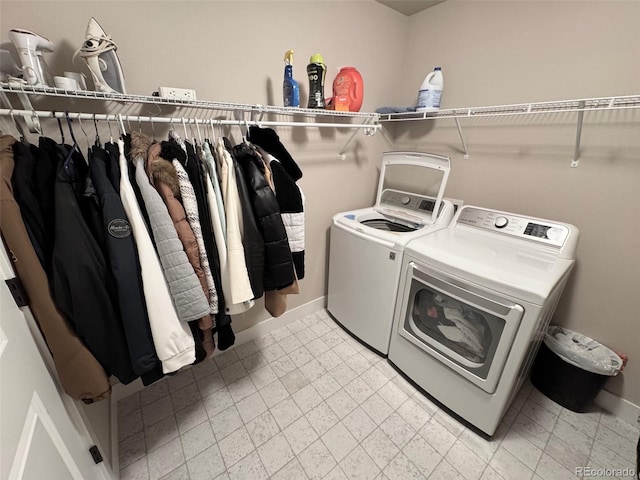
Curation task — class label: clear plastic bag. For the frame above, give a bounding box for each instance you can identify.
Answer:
[544,326,623,376]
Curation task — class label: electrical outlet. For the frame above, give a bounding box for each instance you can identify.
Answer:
[158,86,197,101]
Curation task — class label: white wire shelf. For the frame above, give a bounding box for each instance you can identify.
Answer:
[377,95,640,121]
[4,86,637,166]
[375,94,640,167]
[0,83,380,160]
[0,82,378,120]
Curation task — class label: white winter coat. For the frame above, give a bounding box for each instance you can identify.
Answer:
[118,139,195,373]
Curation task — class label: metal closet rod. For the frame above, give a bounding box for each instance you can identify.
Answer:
[0,109,381,130]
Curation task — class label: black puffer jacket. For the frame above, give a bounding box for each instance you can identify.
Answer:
[248,127,305,280]
[232,142,294,291]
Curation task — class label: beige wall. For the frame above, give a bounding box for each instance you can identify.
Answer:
[393,1,640,405]
[2,1,639,408]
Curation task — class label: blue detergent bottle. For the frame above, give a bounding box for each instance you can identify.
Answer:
[283,49,300,107]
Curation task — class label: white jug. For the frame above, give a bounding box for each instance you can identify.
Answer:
[417,67,443,112]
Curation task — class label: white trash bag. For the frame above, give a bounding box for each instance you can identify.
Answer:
[544,326,623,376]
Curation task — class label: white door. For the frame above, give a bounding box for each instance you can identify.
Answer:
[0,247,105,480]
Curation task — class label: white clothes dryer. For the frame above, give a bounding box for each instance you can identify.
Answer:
[388,205,579,435]
[327,152,456,356]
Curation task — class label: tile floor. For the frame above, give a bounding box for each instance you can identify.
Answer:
[117,309,639,480]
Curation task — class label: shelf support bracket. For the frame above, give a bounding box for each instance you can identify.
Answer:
[0,90,41,135]
[571,101,586,168]
[337,116,376,161]
[454,117,469,160]
[15,92,41,134]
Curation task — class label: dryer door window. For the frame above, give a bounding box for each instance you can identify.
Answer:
[398,262,524,394]
[410,289,496,366]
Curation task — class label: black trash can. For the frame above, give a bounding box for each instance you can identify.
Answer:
[530,326,623,413]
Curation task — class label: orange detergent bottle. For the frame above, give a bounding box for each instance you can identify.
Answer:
[330,67,364,112]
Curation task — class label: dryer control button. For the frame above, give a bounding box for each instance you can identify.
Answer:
[494,216,509,228]
[401,196,411,205]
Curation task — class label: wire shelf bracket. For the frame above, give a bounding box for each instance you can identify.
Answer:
[571,101,586,168]
[0,89,41,135]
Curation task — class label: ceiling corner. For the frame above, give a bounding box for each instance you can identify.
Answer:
[375,0,446,17]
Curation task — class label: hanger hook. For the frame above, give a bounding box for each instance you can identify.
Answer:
[78,117,90,145]
[65,111,79,148]
[194,119,202,143]
[93,114,100,146]
[150,116,156,140]
[242,119,249,141]
[138,117,142,134]
[182,117,188,140]
[117,114,126,136]
[55,112,66,144]
[188,118,195,141]
[31,108,42,137]
[210,118,217,141]
[107,116,114,142]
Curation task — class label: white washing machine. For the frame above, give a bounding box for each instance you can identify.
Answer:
[327,152,455,356]
[388,205,579,435]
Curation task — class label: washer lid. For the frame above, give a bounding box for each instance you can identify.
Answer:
[374,152,450,225]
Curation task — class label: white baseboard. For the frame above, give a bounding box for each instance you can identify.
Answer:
[111,296,326,403]
[595,388,640,427]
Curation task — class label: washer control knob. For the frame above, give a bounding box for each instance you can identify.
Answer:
[400,196,411,205]
[494,216,509,228]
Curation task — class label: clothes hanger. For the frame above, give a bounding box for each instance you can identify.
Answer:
[217,119,224,144]
[181,117,188,142]
[195,118,203,145]
[56,114,66,144]
[188,120,197,146]
[206,118,215,145]
[106,117,114,143]
[93,114,101,147]
[77,117,90,154]
[64,112,80,179]
[168,118,176,141]
[32,110,44,139]
[242,119,249,143]
[117,114,126,137]
[150,116,156,141]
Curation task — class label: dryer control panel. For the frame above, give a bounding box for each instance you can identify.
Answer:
[456,206,570,247]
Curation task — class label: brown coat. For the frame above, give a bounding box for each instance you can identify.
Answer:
[0,135,111,403]
[146,142,214,355]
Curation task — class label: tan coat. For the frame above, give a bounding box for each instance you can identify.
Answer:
[146,143,214,356]
[0,135,111,402]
